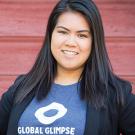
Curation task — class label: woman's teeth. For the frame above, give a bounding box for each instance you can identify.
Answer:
[62,50,78,55]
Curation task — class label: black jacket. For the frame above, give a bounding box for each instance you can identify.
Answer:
[0,76,135,135]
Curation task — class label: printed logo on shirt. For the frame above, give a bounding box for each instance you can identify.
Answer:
[18,102,75,135]
[35,102,67,124]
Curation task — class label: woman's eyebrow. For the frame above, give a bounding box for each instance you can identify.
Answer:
[56,26,70,31]
[56,26,90,33]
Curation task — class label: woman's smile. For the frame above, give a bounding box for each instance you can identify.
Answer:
[61,50,79,59]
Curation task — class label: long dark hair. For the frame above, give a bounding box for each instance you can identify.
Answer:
[14,0,128,108]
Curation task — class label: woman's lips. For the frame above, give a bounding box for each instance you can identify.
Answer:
[61,50,79,55]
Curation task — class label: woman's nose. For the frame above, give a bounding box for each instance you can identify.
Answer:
[65,35,77,47]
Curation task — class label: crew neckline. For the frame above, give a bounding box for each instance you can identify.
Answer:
[52,81,80,87]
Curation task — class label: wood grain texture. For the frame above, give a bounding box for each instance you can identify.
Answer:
[0,1,134,37]
[0,37,42,75]
[106,37,135,75]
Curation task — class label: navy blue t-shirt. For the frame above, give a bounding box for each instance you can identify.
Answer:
[18,82,86,135]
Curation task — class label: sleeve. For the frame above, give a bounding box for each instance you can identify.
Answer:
[119,83,135,135]
[0,75,24,135]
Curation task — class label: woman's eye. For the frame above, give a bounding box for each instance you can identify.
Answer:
[57,31,67,34]
[78,34,88,38]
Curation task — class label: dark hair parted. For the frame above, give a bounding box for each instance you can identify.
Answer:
[14,0,127,108]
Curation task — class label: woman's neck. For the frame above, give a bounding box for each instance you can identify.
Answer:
[54,66,83,85]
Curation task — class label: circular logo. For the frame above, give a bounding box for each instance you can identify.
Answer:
[35,102,67,124]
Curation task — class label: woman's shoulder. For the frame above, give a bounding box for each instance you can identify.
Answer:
[10,74,25,92]
[109,76,132,95]
[13,75,25,86]
[107,76,133,108]
[0,75,25,101]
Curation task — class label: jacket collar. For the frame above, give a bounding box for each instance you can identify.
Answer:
[84,103,100,135]
[7,91,35,135]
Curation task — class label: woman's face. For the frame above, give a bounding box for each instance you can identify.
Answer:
[51,11,92,72]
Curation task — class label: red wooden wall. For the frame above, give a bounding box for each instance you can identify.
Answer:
[0,0,135,96]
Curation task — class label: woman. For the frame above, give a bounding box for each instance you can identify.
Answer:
[0,0,135,135]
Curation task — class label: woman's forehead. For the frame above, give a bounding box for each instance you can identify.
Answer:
[55,11,90,31]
